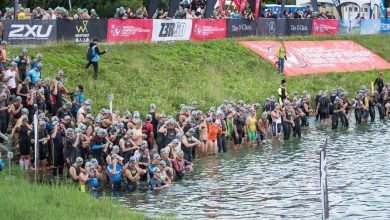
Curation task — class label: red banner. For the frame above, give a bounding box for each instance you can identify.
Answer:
[219,0,225,13]
[255,0,260,18]
[239,0,247,13]
[107,19,153,42]
[240,40,390,77]
[191,20,227,41]
[312,19,339,36]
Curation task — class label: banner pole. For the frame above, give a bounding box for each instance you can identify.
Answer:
[34,109,38,180]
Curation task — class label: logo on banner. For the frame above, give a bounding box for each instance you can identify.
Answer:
[111,25,151,37]
[290,25,308,31]
[381,23,390,31]
[268,21,276,34]
[158,22,187,37]
[9,24,52,39]
[76,21,88,33]
[75,21,89,43]
[195,24,224,36]
[314,24,337,32]
[231,24,253,32]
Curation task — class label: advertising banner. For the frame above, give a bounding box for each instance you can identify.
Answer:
[360,19,381,35]
[152,19,192,42]
[57,19,107,43]
[257,18,286,36]
[285,18,312,36]
[3,20,57,45]
[380,19,390,33]
[239,40,390,77]
[312,19,339,36]
[107,19,153,42]
[191,19,226,41]
[338,19,361,35]
[227,19,256,37]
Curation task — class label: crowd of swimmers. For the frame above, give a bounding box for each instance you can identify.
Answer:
[0,47,389,192]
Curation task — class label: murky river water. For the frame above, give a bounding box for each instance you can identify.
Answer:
[109,117,389,219]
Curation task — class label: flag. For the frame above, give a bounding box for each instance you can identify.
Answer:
[255,0,261,18]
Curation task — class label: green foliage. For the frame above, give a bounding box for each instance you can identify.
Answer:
[7,35,390,116]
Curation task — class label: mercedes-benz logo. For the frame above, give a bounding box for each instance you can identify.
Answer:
[268,21,276,34]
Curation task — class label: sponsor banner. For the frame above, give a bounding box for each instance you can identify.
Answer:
[338,19,361,35]
[107,19,153,42]
[312,19,339,36]
[227,19,256,37]
[239,40,390,77]
[257,18,286,36]
[380,19,390,33]
[191,19,226,41]
[57,19,107,43]
[3,20,57,45]
[360,19,381,35]
[152,19,192,42]
[286,19,312,36]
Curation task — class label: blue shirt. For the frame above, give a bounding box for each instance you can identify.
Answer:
[149,178,165,191]
[91,45,99,62]
[29,60,37,69]
[148,164,157,178]
[107,163,122,184]
[74,92,84,113]
[28,69,41,84]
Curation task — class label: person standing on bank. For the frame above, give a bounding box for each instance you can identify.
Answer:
[86,38,107,80]
[277,41,287,75]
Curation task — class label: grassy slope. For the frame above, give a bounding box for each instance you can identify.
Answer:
[8,35,390,114]
[0,171,145,220]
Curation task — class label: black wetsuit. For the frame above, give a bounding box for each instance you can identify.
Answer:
[332,103,340,130]
[282,108,293,140]
[126,166,138,191]
[182,137,194,162]
[156,122,165,154]
[293,107,302,137]
[368,96,376,121]
[19,124,30,155]
[120,137,134,164]
[138,151,149,181]
[52,130,65,176]
[164,128,176,146]
[355,99,363,124]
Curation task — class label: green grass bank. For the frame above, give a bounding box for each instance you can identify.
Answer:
[8,35,390,114]
[0,170,146,220]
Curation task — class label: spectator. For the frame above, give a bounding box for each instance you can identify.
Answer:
[18,8,26,20]
[135,6,148,19]
[32,7,43,19]
[153,8,168,19]
[115,7,126,19]
[293,9,302,19]
[175,4,186,19]
[90,9,99,19]
[42,10,51,20]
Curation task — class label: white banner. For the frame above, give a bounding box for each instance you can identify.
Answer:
[152,19,192,42]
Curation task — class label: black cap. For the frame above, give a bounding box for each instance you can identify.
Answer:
[281,79,286,84]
